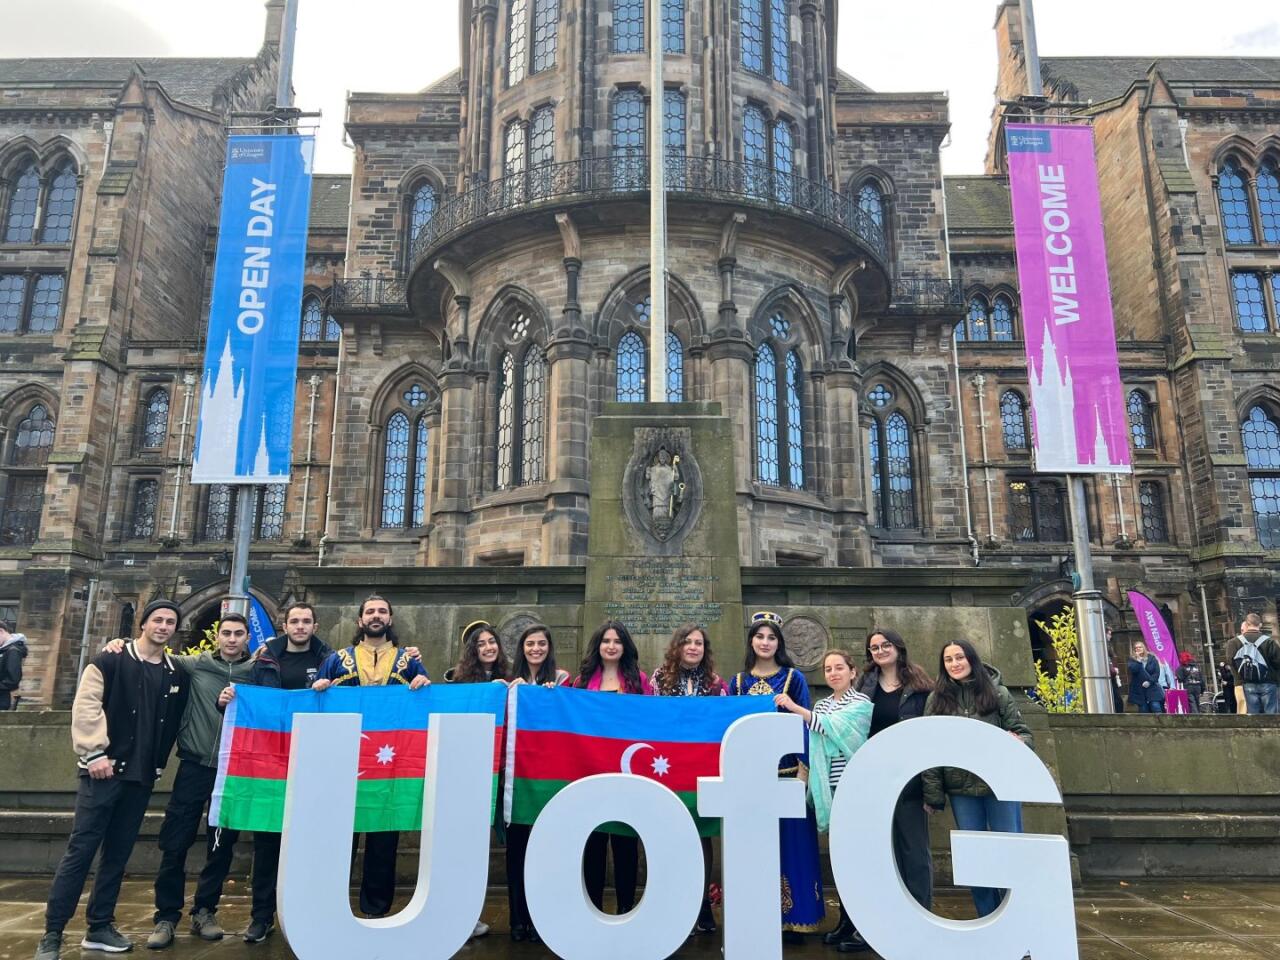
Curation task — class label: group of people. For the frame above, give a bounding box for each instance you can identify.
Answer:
[34,597,1037,960]
[1120,615,1280,715]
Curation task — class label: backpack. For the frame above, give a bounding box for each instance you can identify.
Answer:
[1235,641,1275,685]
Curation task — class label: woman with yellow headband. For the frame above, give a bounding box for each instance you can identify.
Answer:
[445,620,510,684]
[727,611,825,942]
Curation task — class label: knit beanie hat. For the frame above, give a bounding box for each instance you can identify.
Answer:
[141,598,182,629]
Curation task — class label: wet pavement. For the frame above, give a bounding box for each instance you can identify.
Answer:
[2,877,1279,959]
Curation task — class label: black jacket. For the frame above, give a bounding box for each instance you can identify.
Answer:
[854,666,930,721]
[0,634,26,692]
[1127,654,1166,705]
[73,642,189,778]
[251,634,332,690]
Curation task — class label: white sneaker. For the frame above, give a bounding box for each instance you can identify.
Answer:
[470,921,490,939]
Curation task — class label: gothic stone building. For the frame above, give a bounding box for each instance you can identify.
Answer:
[0,0,1277,704]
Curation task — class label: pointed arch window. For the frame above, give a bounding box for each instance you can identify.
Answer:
[300,295,340,343]
[1000,390,1029,451]
[1217,157,1256,245]
[1127,389,1155,451]
[866,388,916,529]
[406,180,437,259]
[129,479,159,540]
[3,162,39,244]
[140,386,170,451]
[0,401,54,546]
[613,0,644,52]
[495,345,546,490]
[380,384,432,529]
[1243,405,1280,549]
[665,331,684,401]
[1259,158,1280,245]
[1138,480,1168,544]
[616,331,646,402]
[856,182,884,231]
[755,341,804,489]
[40,162,78,244]
[991,294,1015,340]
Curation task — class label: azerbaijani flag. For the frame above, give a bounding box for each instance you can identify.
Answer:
[210,684,507,833]
[505,684,773,836]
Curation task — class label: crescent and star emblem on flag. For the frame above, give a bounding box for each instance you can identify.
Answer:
[620,742,671,778]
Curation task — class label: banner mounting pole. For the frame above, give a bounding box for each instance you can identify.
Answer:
[225,0,301,618]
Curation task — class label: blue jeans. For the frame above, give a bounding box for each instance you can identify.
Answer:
[1138,700,1165,714]
[1243,682,1279,715]
[949,794,1023,918]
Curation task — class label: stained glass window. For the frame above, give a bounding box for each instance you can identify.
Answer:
[1000,391,1028,451]
[614,0,644,52]
[257,484,286,540]
[0,476,44,546]
[3,163,38,243]
[1251,477,1280,549]
[532,0,558,72]
[743,104,767,169]
[1259,159,1280,245]
[412,415,429,527]
[381,412,411,528]
[953,319,966,342]
[12,404,54,467]
[666,331,683,401]
[867,419,881,526]
[1217,158,1255,245]
[521,344,546,484]
[741,0,764,73]
[663,0,685,53]
[785,350,804,488]
[769,313,790,338]
[504,120,527,177]
[772,120,793,202]
[0,275,26,334]
[403,383,429,407]
[664,90,686,156]
[885,412,914,528]
[497,352,516,488]
[40,162,78,244]
[510,313,530,340]
[204,484,233,541]
[612,90,646,188]
[129,480,158,540]
[1127,390,1155,451]
[1243,406,1280,470]
[857,183,884,230]
[1139,481,1168,544]
[966,296,989,341]
[1231,272,1268,333]
[755,344,780,486]
[769,0,790,83]
[1009,479,1066,542]
[141,387,170,450]
[507,0,529,85]
[1009,480,1034,541]
[617,331,646,402]
[992,295,1015,341]
[530,106,555,169]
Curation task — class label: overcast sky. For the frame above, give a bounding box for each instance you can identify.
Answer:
[3,0,1278,175]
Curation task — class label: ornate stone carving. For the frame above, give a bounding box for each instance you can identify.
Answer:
[784,615,829,669]
[622,427,702,552]
[498,612,541,661]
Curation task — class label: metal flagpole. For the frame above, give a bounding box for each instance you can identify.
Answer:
[648,0,668,401]
[1020,0,1113,713]
[225,0,301,617]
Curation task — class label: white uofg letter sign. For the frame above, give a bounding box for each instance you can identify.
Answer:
[276,713,1077,960]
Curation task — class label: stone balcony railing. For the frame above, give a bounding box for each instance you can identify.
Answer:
[408,154,888,273]
[887,276,965,313]
[329,275,410,313]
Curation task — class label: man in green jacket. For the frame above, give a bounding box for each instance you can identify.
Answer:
[106,612,256,948]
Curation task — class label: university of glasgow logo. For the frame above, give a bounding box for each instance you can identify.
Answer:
[1006,129,1052,153]
[229,141,271,164]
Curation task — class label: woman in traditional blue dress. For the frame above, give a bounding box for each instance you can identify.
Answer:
[727,611,826,940]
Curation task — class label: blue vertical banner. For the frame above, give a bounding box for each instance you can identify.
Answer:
[246,595,274,652]
[193,135,315,484]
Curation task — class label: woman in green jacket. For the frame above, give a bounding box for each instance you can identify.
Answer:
[922,639,1033,918]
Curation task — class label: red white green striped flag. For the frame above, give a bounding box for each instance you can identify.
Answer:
[505,684,773,836]
[210,683,507,832]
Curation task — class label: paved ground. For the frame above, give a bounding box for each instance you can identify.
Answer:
[1,877,1279,959]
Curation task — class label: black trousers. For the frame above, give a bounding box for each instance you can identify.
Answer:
[153,759,241,923]
[0,689,13,710]
[251,831,281,924]
[583,831,639,914]
[505,823,532,928]
[45,776,153,934]
[893,792,933,909]
[351,831,400,917]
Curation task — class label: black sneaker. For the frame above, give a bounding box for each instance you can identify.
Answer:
[81,924,133,953]
[34,932,63,960]
[242,920,274,944]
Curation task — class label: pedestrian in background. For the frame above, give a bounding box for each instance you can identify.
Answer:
[1225,614,1280,715]
[1176,652,1205,714]
[1127,641,1166,714]
[0,620,27,711]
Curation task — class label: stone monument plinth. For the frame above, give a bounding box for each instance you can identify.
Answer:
[584,402,743,665]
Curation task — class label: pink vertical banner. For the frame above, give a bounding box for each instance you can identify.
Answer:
[1006,124,1131,475]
